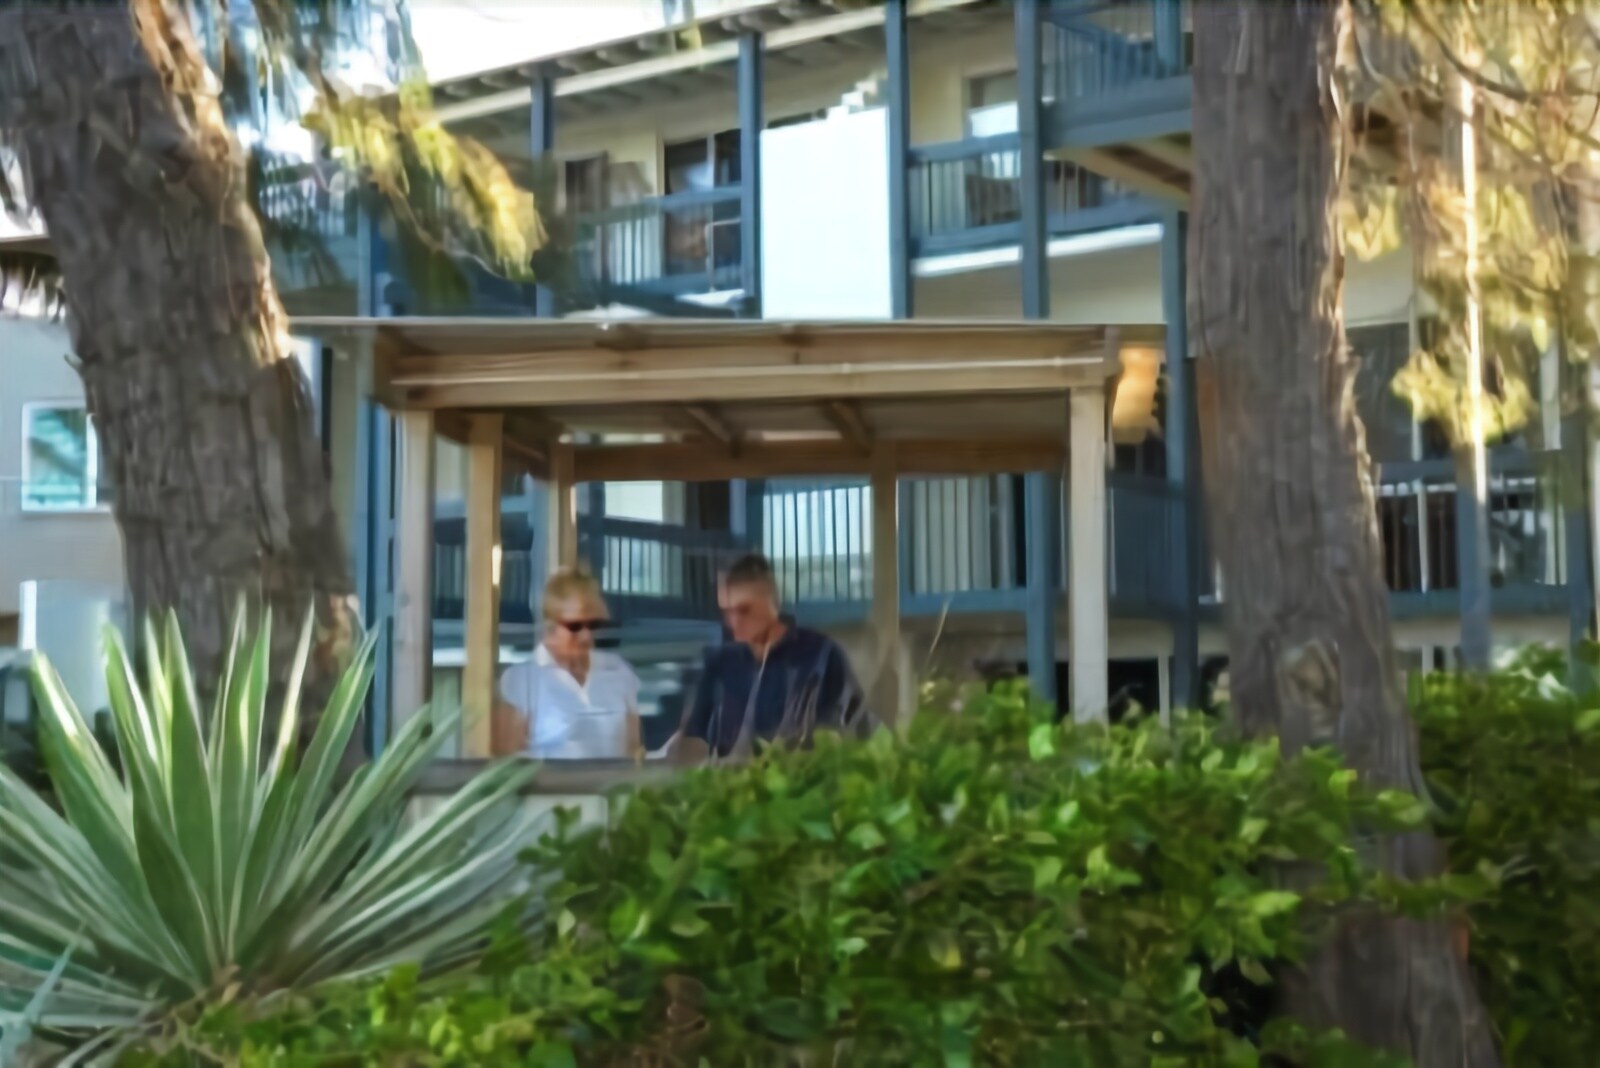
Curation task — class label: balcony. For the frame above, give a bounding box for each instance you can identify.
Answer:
[572,188,744,314]
[908,134,1158,258]
[1045,0,1194,181]
[1375,450,1575,617]
[256,153,362,312]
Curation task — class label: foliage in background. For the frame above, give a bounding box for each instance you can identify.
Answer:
[0,0,547,302]
[0,613,541,1063]
[1413,649,1600,1067]
[146,687,1427,1066]
[1348,1,1600,445]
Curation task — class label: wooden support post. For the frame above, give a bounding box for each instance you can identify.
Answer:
[870,443,906,724]
[1069,385,1109,722]
[392,410,436,734]
[549,440,578,572]
[463,414,503,758]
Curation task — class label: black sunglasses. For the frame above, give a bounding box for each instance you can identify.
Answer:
[554,619,611,634]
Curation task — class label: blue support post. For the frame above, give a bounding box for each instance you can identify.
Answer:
[1161,209,1200,710]
[1456,449,1493,668]
[354,201,395,757]
[1564,413,1594,683]
[885,0,912,319]
[530,69,556,318]
[1016,0,1058,706]
[738,34,763,316]
[1153,0,1184,73]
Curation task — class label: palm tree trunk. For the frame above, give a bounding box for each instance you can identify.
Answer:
[1189,2,1500,1063]
[2,6,357,714]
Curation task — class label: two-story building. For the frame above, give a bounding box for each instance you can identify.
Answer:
[6,0,1590,753]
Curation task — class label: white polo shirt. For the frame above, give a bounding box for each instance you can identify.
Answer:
[499,645,641,760]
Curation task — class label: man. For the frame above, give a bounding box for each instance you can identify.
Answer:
[493,568,642,760]
[679,553,869,758]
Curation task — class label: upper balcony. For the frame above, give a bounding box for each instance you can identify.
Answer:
[1044,0,1194,205]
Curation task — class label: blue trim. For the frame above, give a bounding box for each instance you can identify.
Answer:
[1390,584,1570,621]
[1047,196,1165,234]
[908,132,1021,164]
[908,197,1163,260]
[1050,77,1194,149]
[912,221,1023,258]
[886,0,912,319]
[738,34,763,314]
[1378,447,1537,482]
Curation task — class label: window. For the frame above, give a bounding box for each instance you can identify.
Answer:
[22,403,112,512]
[965,70,1019,138]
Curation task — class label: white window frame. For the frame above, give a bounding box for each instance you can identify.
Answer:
[20,399,109,514]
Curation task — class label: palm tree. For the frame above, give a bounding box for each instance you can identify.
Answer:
[1189,2,1500,1063]
[0,1,544,716]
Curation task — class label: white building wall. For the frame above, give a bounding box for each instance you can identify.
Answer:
[0,318,125,627]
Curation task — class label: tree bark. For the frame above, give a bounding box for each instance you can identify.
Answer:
[1,4,357,718]
[1189,2,1500,1064]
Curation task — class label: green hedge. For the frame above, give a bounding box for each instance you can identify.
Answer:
[148,687,1420,1066]
[1412,652,1600,1067]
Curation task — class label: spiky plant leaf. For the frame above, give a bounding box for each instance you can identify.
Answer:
[0,609,544,1048]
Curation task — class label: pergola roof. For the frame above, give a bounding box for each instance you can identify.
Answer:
[297,316,1160,482]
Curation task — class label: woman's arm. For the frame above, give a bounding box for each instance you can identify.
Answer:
[491,667,533,757]
[622,662,643,759]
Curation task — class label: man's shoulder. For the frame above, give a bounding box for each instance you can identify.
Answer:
[787,626,846,656]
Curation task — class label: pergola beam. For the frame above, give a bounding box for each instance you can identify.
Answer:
[679,403,743,450]
[571,436,1066,483]
[823,399,874,452]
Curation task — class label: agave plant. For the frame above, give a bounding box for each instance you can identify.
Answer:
[0,612,541,1059]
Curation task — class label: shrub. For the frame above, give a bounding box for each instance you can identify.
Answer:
[1413,651,1600,1067]
[164,686,1419,1066]
[0,613,542,1061]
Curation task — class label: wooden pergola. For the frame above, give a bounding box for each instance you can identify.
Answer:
[301,317,1158,753]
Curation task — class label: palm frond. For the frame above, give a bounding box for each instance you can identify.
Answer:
[0,245,64,318]
[245,0,545,282]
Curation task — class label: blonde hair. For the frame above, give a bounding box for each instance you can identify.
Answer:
[541,567,604,621]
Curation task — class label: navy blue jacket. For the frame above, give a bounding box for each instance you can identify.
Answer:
[682,626,864,756]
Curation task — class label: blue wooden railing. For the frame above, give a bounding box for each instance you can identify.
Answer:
[1046,0,1192,103]
[1373,450,1573,615]
[907,134,1153,257]
[426,450,1575,635]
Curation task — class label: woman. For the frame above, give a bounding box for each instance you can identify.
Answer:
[493,568,642,759]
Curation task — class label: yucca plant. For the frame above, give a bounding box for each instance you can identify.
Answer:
[0,612,542,1061]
